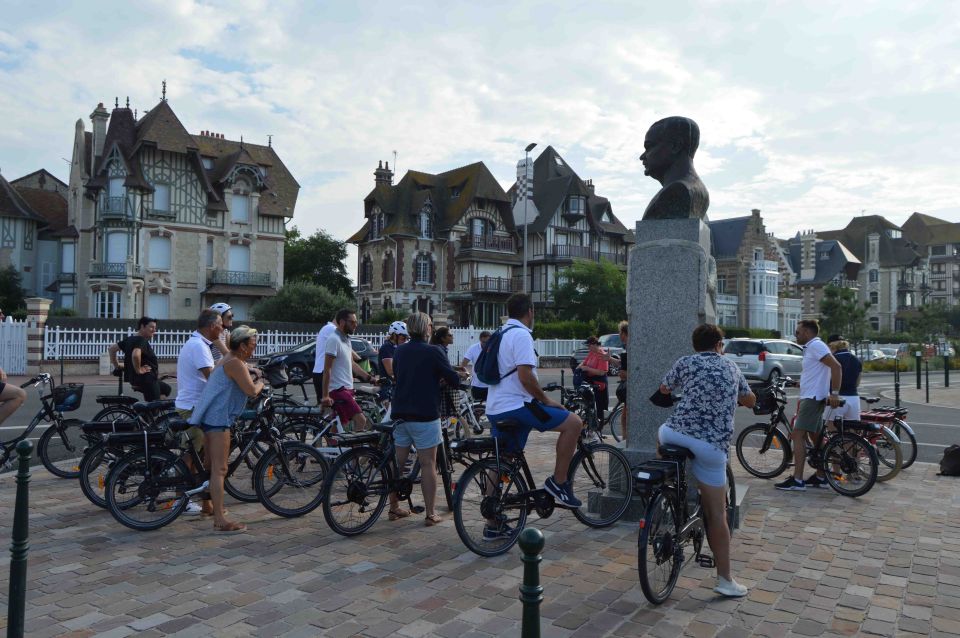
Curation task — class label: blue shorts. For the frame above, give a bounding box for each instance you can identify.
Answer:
[393,419,442,450]
[200,423,231,433]
[489,403,570,453]
[658,424,728,487]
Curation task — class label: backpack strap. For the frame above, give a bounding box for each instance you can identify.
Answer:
[496,325,523,380]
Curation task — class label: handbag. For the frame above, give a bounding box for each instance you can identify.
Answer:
[649,388,678,408]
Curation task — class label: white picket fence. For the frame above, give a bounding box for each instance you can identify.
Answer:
[41,325,584,366]
[0,319,28,374]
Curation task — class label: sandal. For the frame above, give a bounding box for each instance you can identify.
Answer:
[424,514,444,527]
[388,508,412,521]
[213,521,247,534]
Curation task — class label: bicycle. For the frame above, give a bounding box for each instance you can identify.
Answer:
[451,398,633,557]
[321,420,441,536]
[104,393,328,531]
[92,370,178,422]
[634,445,737,604]
[736,379,899,485]
[860,397,918,469]
[1,373,86,478]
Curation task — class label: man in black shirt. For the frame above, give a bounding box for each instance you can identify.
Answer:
[109,317,169,401]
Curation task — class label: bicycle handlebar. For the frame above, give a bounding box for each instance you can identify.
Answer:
[19,372,51,389]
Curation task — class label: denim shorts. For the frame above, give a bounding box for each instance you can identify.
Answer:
[200,423,231,433]
[658,424,729,487]
[489,403,570,453]
[393,418,442,450]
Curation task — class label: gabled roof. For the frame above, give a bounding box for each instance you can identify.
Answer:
[0,172,46,223]
[87,107,152,192]
[14,186,67,236]
[708,215,751,259]
[9,169,68,191]
[134,100,197,154]
[818,215,921,268]
[787,236,862,284]
[352,161,513,242]
[902,212,960,246]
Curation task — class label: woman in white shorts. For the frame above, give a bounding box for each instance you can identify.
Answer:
[656,324,756,597]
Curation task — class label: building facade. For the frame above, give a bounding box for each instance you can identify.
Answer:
[348,161,519,327]
[509,147,634,305]
[902,212,960,307]
[64,98,298,320]
[777,230,862,321]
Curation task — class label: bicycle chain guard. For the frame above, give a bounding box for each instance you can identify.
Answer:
[531,488,555,518]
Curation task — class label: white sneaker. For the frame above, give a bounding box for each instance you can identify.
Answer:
[184,501,203,516]
[714,577,748,597]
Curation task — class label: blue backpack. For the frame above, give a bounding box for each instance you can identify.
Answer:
[474,325,521,385]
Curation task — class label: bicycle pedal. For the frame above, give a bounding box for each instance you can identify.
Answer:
[696,553,715,568]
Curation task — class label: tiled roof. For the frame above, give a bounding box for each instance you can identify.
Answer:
[818,215,921,269]
[14,186,67,235]
[902,212,960,246]
[0,172,46,223]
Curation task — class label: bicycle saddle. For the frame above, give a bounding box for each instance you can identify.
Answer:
[861,397,880,404]
[132,399,176,413]
[95,395,139,406]
[492,418,523,430]
[658,445,695,459]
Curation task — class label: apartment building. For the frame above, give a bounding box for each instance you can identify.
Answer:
[902,212,960,306]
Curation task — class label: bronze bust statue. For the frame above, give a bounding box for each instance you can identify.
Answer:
[640,116,709,220]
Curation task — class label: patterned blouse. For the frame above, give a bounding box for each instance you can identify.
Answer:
[661,352,752,452]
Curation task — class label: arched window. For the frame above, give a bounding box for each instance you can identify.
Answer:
[470,218,491,238]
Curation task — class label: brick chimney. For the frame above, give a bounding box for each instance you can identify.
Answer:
[585,179,595,195]
[374,160,393,186]
[800,230,817,281]
[89,102,109,169]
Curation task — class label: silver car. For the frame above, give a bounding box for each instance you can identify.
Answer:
[723,338,804,383]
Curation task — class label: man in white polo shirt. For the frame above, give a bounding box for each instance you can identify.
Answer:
[485,294,584,512]
[312,317,337,404]
[460,330,491,402]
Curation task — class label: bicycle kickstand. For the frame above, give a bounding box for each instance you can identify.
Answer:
[407,496,425,515]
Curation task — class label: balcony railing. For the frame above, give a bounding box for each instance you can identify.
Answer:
[535,245,596,260]
[598,251,627,265]
[89,262,143,279]
[897,279,916,291]
[459,276,520,294]
[208,270,274,287]
[56,272,77,285]
[146,208,177,221]
[99,195,135,220]
[459,234,516,252]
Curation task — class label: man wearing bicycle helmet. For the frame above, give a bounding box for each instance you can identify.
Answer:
[378,321,409,413]
[208,303,233,362]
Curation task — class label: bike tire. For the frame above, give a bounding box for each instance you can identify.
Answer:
[322,447,389,536]
[437,441,455,512]
[105,449,190,531]
[453,458,528,557]
[735,423,790,479]
[822,433,878,498]
[638,491,682,605]
[872,427,902,483]
[92,406,138,423]
[726,465,737,533]
[78,440,111,508]
[607,403,624,443]
[38,418,86,479]
[254,442,328,518]
[568,443,633,527]
[893,419,918,469]
[224,437,268,503]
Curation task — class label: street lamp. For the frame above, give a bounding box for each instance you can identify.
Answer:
[522,142,536,295]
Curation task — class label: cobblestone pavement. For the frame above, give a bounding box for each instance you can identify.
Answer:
[1,435,959,638]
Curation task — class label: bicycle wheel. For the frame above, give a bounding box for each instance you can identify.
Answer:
[322,447,389,536]
[872,427,902,483]
[224,437,268,503]
[607,403,625,443]
[437,441,455,511]
[638,491,682,605]
[38,418,86,479]
[92,406,138,422]
[735,424,790,478]
[106,449,191,531]
[725,465,737,533]
[892,419,918,469]
[453,459,528,557]
[79,440,112,508]
[254,442,328,518]
[568,443,633,527]
[822,433,878,497]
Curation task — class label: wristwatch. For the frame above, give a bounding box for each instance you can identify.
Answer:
[830,390,839,396]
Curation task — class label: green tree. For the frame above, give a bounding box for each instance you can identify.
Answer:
[908,303,951,341]
[551,259,626,324]
[819,284,869,340]
[0,264,26,315]
[251,282,354,323]
[284,226,354,298]
[369,308,406,324]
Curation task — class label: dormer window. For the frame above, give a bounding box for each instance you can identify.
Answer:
[450,187,462,199]
[202,158,213,170]
[566,196,585,215]
[419,202,434,239]
[887,229,902,239]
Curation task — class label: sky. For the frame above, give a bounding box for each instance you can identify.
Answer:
[2,0,959,280]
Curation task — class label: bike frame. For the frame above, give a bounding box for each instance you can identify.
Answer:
[2,375,64,461]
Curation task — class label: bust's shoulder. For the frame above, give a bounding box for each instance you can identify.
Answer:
[643,176,709,220]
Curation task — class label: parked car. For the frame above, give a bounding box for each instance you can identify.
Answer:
[257,337,379,381]
[722,338,804,383]
[571,333,625,376]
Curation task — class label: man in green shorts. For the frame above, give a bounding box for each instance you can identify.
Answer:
[776,319,842,491]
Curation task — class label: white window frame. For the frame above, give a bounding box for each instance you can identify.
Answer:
[148,235,172,271]
[147,292,170,320]
[153,184,171,212]
[231,192,250,223]
[415,254,432,284]
[95,291,121,318]
[61,242,76,274]
[419,212,433,239]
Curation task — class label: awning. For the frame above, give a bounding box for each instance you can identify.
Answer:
[202,285,279,298]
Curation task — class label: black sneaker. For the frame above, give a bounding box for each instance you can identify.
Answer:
[805,474,827,489]
[545,476,583,509]
[775,476,806,491]
[483,523,515,540]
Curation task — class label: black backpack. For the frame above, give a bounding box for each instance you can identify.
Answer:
[474,325,522,385]
[939,445,960,476]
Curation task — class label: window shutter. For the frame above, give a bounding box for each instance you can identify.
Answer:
[430,257,436,284]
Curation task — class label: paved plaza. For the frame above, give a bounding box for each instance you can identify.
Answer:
[1,434,959,638]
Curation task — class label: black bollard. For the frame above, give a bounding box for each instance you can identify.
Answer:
[945,356,950,389]
[894,356,901,408]
[916,353,922,390]
[926,360,930,404]
[7,440,33,638]
[519,527,545,638]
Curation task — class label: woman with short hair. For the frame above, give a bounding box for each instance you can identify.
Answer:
[189,325,264,533]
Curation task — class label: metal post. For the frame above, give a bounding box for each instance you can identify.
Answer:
[926,359,930,404]
[7,440,33,638]
[560,369,565,390]
[945,356,950,388]
[915,353,922,390]
[518,527,544,638]
[894,356,901,408]
[522,143,536,295]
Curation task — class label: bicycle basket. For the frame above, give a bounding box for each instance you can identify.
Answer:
[262,363,288,388]
[752,387,778,415]
[51,383,84,412]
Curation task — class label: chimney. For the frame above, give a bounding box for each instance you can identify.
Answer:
[800,230,817,281]
[751,208,761,218]
[374,160,393,186]
[585,179,595,195]
[867,232,880,265]
[89,102,109,170]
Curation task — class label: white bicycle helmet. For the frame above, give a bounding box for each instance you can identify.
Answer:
[388,320,409,337]
[210,302,232,315]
